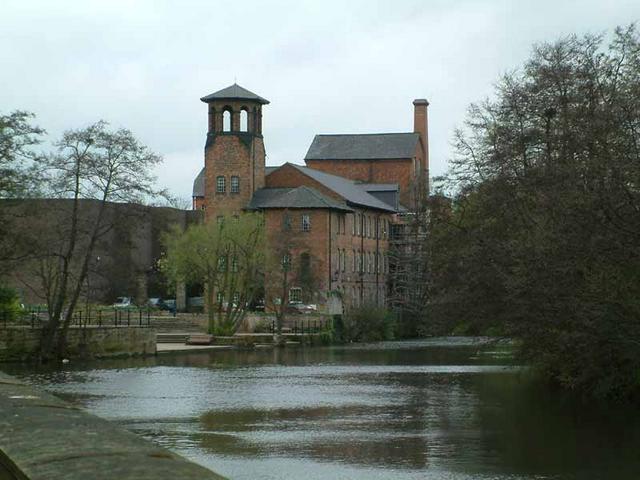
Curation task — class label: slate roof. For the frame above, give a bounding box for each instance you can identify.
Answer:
[247,186,352,212]
[361,183,398,192]
[200,83,270,104]
[288,164,397,212]
[193,167,205,197]
[265,166,278,175]
[304,133,419,160]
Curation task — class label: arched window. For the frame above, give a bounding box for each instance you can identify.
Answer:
[223,109,232,132]
[240,108,248,132]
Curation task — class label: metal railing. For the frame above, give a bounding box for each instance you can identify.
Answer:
[1,307,153,329]
[268,317,331,335]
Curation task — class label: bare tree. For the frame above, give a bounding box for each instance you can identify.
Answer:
[31,121,163,361]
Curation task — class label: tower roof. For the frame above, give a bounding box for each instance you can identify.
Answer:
[200,83,269,104]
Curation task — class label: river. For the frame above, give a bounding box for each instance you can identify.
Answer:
[5,338,640,479]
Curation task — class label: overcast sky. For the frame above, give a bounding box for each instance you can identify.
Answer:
[2,0,638,203]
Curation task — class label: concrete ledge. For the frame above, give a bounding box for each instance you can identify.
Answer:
[0,372,226,480]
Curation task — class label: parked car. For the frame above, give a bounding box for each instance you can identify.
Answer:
[160,299,176,313]
[148,297,163,308]
[113,297,134,309]
[250,299,265,312]
[287,301,317,314]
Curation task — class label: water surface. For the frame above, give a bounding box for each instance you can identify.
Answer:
[7,338,640,479]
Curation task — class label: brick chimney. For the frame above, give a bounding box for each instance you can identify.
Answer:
[413,98,429,193]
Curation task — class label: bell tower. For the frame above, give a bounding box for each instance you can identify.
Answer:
[200,83,268,220]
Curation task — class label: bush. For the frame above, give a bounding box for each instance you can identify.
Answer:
[0,285,22,322]
[341,306,396,343]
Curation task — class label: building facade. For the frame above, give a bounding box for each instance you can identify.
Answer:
[193,84,429,310]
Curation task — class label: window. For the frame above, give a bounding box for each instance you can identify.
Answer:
[351,214,356,236]
[231,256,238,272]
[216,291,224,304]
[223,109,231,131]
[217,255,227,272]
[232,291,240,304]
[283,214,292,230]
[356,214,361,236]
[240,109,248,132]
[341,249,346,272]
[231,176,240,193]
[216,215,224,226]
[352,249,356,272]
[289,287,302,303]
[342,215,346,234]
[216,176,226,193]
[282,253,291,270]
[367,217,371,238]
[301,214,311,232]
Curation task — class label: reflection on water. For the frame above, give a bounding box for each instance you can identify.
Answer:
[7,338,640,480]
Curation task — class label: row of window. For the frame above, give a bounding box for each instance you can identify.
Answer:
[335,249,389,275]
[334,212,391,240]
[216,291,241,304]
[216,175,240,194]
[283,214,311,232]
[216,255,239,272]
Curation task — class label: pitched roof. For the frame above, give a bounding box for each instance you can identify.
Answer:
[193,167,205,197]
[304,133,419,160]
[286,164,397,212]
[200,83,269,104]
[265,166,278,175]
[247,186,352,212]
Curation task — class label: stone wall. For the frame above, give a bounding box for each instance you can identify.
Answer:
[0,327,156,362]
[0,371,227,479]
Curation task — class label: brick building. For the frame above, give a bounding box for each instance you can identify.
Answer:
[192,83,429,310]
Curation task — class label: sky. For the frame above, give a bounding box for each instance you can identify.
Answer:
[2,0,638,203]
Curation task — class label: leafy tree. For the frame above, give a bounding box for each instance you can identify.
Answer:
[162,212,265,334]
[429,26,640,400]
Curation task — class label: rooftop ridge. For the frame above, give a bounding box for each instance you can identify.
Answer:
[313,132,418,137]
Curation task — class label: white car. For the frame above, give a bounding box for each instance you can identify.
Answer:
[113,297,134,308]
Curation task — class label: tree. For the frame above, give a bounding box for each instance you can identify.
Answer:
[0,110,44,198]
[429,26,640,400]
[162,212,265,334]
[0,111,45,275]
[31,121,163,361]
[262,209,321,342]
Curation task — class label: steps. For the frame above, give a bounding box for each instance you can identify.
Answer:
[156,333,190,344]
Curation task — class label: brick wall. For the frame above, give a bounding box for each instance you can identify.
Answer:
[305,158,415,207]
[204,134,265,220]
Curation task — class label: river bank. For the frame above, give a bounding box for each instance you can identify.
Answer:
[5,338,640,480]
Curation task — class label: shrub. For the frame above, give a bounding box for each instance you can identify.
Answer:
[0,285,22,322]
[341,306,396,343]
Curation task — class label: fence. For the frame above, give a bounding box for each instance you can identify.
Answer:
[1,306,153,329]
[267,317,331,335]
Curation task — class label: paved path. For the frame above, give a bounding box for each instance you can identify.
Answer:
[156,343,234,353]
